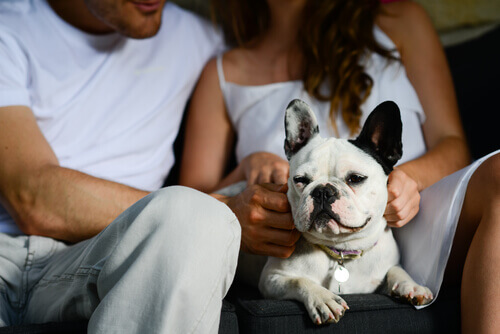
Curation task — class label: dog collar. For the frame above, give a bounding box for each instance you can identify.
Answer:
[315,242,377,294]
[315,242,377,262]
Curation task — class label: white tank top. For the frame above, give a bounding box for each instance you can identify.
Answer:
[217,26,426,166]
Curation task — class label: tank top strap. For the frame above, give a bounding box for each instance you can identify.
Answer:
[216,54,227,94]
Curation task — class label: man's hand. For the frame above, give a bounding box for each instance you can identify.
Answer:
[241,152,289,186]
[224,183,300,258]
[384,168,420,228]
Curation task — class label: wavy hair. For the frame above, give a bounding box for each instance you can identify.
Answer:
[211,0,398,135]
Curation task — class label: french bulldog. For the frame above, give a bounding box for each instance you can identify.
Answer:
[258,99,433,325]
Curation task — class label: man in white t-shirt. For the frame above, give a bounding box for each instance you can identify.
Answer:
[0,1,298,332]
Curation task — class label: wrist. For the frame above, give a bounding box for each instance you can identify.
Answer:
[394,165,423,191]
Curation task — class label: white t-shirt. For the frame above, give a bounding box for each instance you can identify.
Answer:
[0,0,223,234]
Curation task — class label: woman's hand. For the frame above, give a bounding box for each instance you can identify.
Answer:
[241,152,290,185]
[384,168,420,228]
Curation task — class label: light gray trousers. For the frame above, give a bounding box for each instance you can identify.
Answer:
[0,186,241,333]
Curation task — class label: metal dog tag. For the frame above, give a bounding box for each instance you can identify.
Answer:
[334,264,349,283]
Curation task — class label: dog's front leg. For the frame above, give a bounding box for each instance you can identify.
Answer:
[260,274,349,325]
[385,266,433,305]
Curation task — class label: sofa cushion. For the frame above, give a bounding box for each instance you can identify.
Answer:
[229,281,460,334]
[0,321,87,334]
[219,299,240,334]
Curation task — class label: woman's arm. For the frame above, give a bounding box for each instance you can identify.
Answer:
[180,57,300,258]
[377,1,470,226]
[379,1,470,188]
[179,58,238,192]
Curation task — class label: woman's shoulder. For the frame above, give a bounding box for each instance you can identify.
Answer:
[376,1,436,55]
[220,48,255,84]
[194,48,254,98]
[198,56,219,84]
[196,49,249,89]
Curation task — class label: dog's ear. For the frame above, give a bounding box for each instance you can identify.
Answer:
[349,101,403,174]
[284,99,320,160]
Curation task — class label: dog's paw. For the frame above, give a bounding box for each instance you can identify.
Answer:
[390,281,434,306]
[303,286,349,325]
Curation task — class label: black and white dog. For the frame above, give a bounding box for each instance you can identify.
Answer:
[258,99,433,325]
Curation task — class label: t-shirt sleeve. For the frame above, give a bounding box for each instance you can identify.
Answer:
[0,29,31,108]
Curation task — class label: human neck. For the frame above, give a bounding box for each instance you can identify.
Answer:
[263,0,306,53]
[48,0,114,34]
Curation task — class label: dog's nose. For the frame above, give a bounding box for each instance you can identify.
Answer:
[311,184,339,204]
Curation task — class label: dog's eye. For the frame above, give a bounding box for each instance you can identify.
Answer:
[347,173,367,185]
[293,175,311,185]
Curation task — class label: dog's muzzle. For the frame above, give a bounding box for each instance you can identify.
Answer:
[310,184,341,228]
[311,184,340,204]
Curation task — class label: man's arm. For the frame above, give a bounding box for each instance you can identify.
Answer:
[0,106,149,242]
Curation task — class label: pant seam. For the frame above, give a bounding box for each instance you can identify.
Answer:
[0,289,14,326]
[188,217,239,334]
[18,251,34,310]
[19,237,62,310]
[18,239,62,323]
[35,267,101,288]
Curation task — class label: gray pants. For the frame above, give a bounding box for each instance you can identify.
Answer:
[0,186,241,333]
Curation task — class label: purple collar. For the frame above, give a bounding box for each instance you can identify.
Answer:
[316,242,378,262]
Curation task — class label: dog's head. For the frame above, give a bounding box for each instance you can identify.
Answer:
[284,99,402,245]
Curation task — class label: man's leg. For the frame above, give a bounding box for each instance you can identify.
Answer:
[0,234,29,326]
[23,186,241,333]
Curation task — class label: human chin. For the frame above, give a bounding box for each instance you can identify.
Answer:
[114,1,165,38]
[118,13,163,39]
[85,0,165,39]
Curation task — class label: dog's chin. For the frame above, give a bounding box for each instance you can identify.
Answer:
[306,216,370,236]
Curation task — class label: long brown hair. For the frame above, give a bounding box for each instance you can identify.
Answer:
[211,0,398,135]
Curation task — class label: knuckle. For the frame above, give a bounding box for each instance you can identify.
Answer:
[283,235,295,247]
[390,188,401,198]
[288,234,299,246]
[248,172,258,183]
[278,199,290,211]
[391,201,402,212]
[280,246,295,258]
[271,161,284,169]
[387,184,399,197]
[390,219,404,228]
[399,219,409,227]
[261,166,271,174]
[249,188,262,203]
[248,209,262,223]
[396,211,406,220]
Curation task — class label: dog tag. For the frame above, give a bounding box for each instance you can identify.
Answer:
[334,264,349,283]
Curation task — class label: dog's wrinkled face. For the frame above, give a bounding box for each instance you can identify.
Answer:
[284,99,402,244]
[288,138,388,237]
